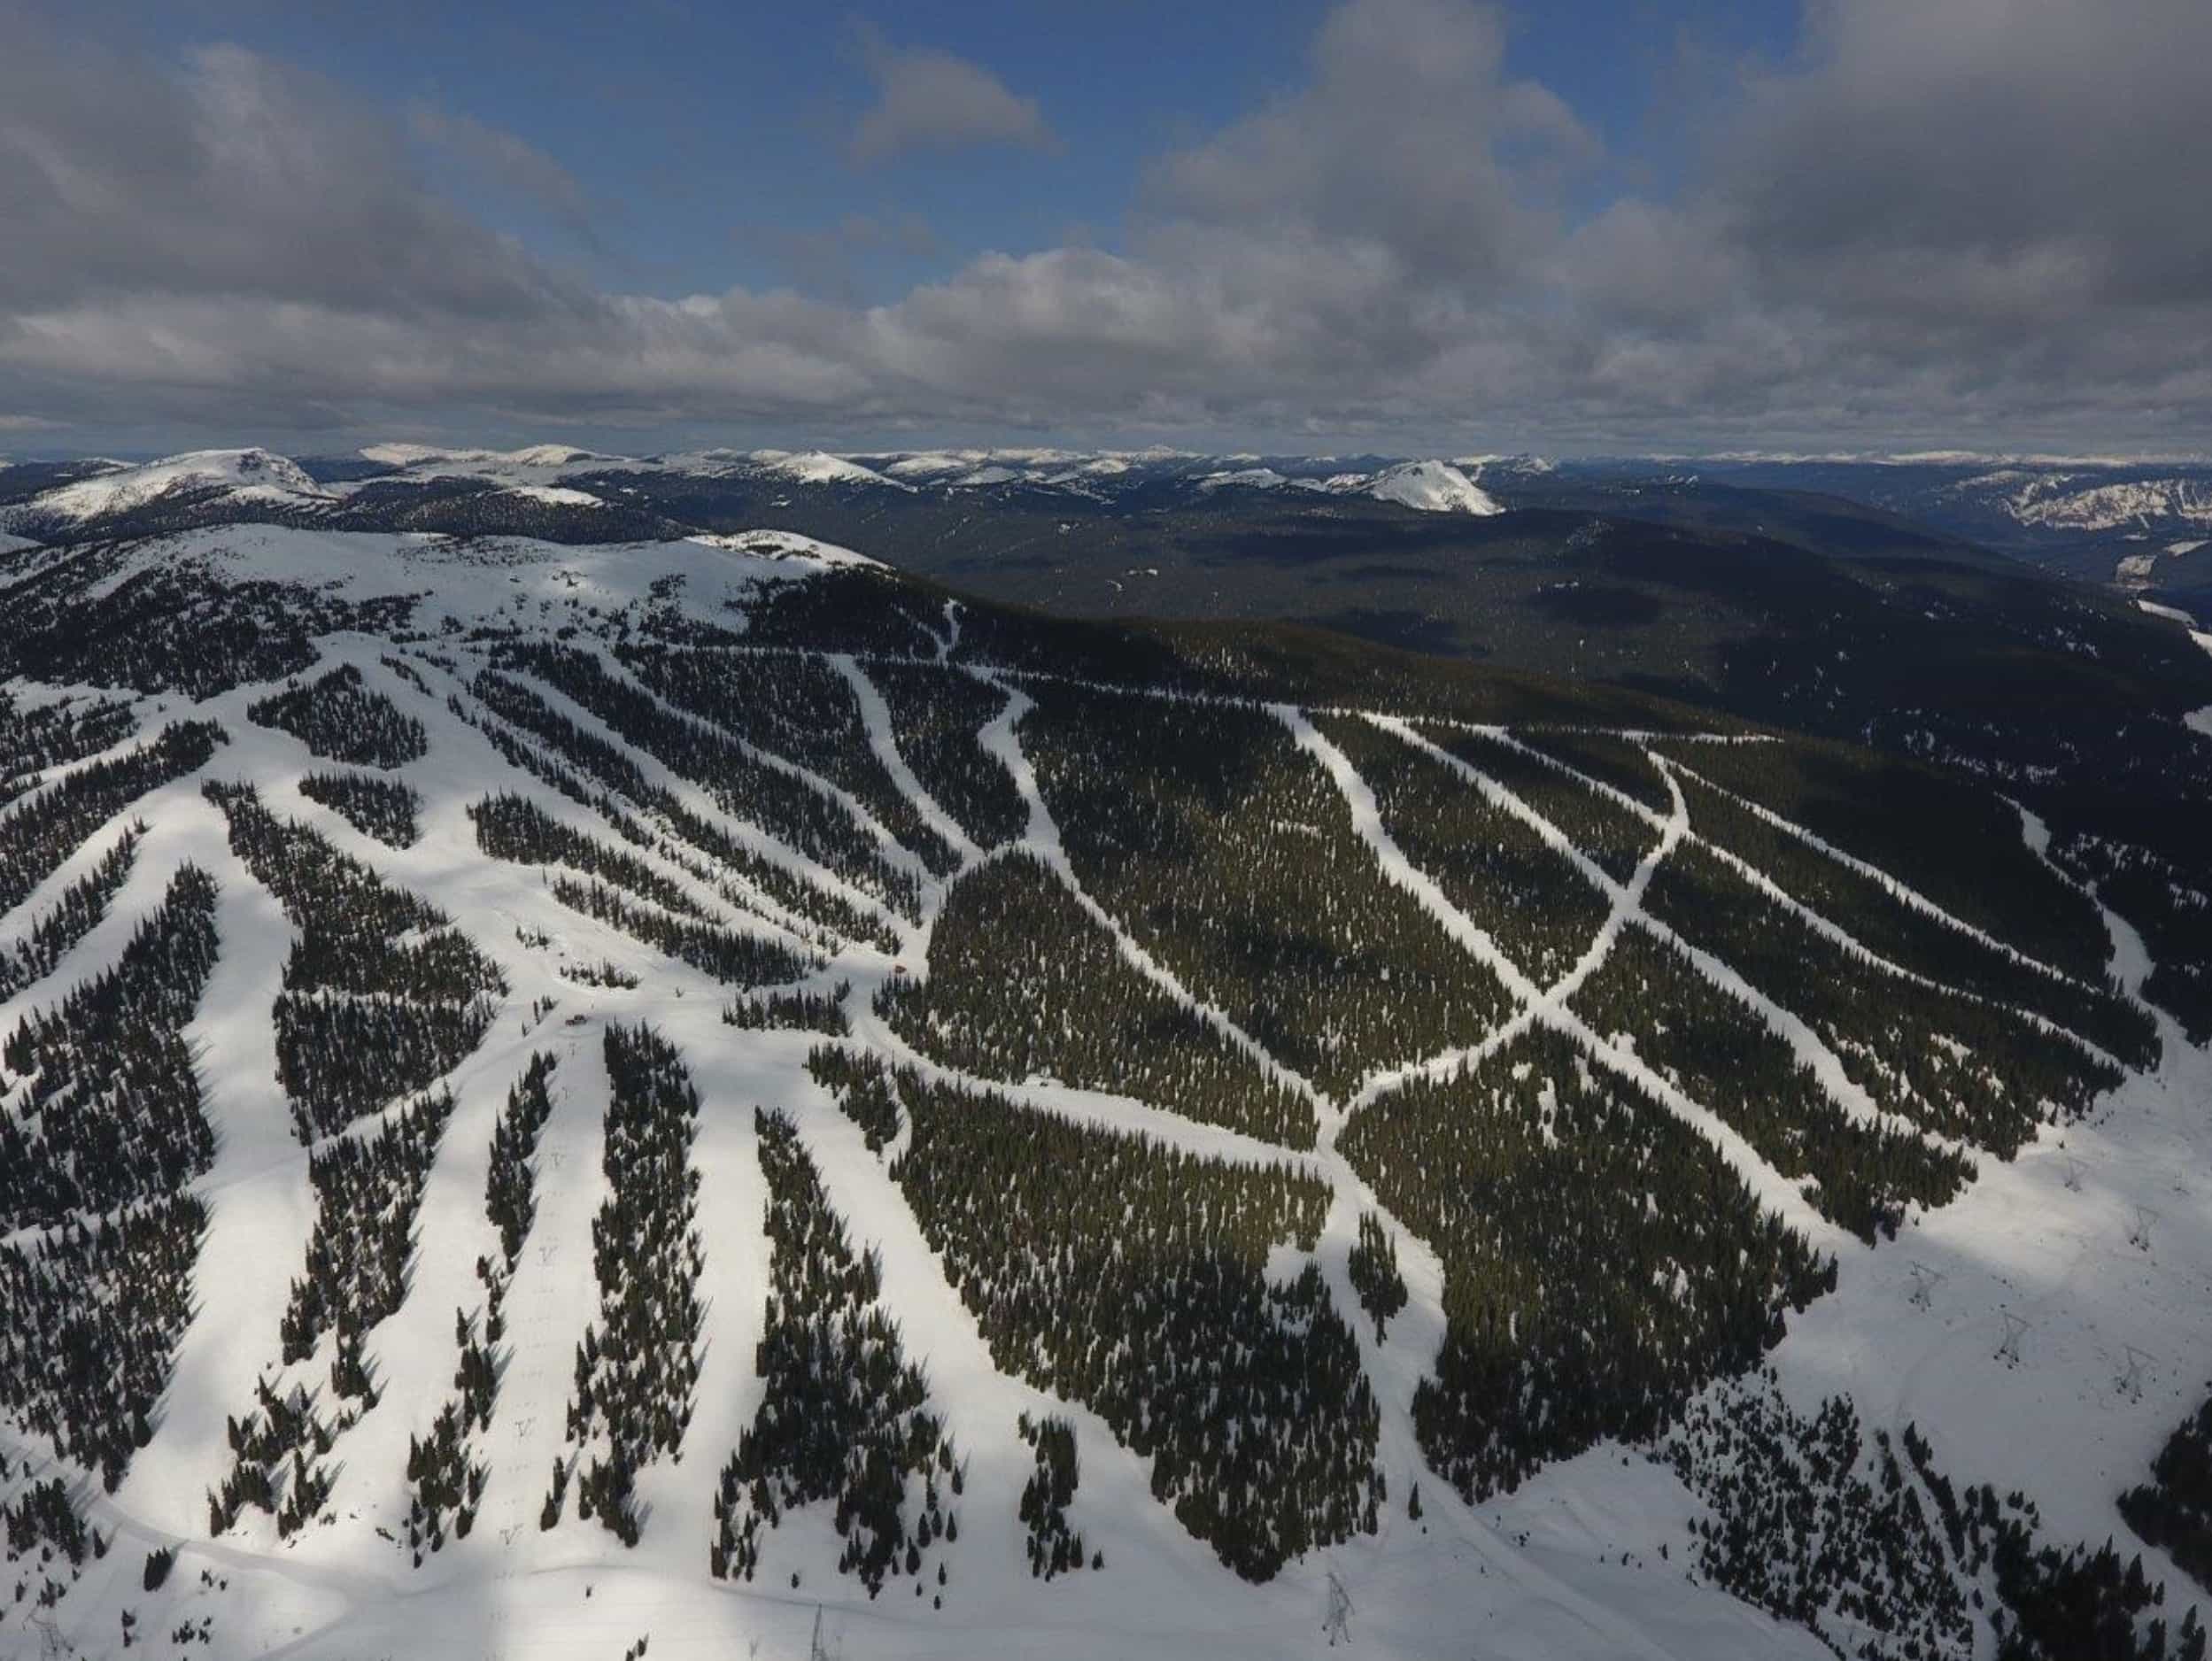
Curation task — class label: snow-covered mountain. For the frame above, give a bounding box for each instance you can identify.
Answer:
[1980,474,2212,533]
[1,448,335,531]
[360,444,1530,507]
[755,450,907,490]
[0,444,1546,555]
[358,443,619,473]
[1366,458,1504,514]
[1193,457,1504,514]
[1,518,2208,1661]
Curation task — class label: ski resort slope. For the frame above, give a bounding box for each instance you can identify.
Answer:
[0,525,2204,1661]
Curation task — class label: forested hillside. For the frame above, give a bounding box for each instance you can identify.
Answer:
[0,522,2207,1661]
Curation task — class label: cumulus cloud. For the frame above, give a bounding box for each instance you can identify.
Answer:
[1724,0,2212,318]
[3,0,2209,452]
[1149,0,1593,290]
[0,28,572,323]
[846,25,1056,165]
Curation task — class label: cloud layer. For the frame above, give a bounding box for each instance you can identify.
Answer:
[846,25,1056,165]
[3,0,2208,452]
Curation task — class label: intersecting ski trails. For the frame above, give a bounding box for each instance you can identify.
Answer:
[828,657,1675,1655]
[847,671,1712,1661]
[1447,719,2121,1066]
[1373,715,1970,1158]
[1338,716,1689,1116]
[1286,707,1844,1254]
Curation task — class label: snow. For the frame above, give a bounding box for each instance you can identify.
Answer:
[6,529,2210,1661]
[1195,460,1505,513]
[2169,539,2208,556]
[1661,753,2085,987]
[2137,598,2201,626]
[19,447,334,521]
[1453,452,1555,475]
[2182,614,2212,738]
[29,523,883,635]
[978,678,1323,1118]
[1196,467,1288,491]
[831,654,980,867]
[687,528,887,569]
[881,452,968,478]
[2005,476,2212,531]
[1367,459,1504,515]
[502,483,605,507]
[361,443,612,470]
[747,450,910,491]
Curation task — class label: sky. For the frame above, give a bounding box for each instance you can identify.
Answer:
[2,0,2207,460]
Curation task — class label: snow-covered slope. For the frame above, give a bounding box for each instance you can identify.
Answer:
[2006,476,2212,532]
[1194,459,1506,513]
[1366,459,1504,514]
[746,449,911,491]
[7,448,334,524]
[1195,466,1293,492]
[499,483,605,508]
[0,523,2205,1661]
[360,443,615,472]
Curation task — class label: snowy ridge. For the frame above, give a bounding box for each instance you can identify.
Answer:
[746,450,912,491]
[1,442,1538,537]
[4,448,334,526]
[1194,457,1505,514]
[2005,476,2212,532]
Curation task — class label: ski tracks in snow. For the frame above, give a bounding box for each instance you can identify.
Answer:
[830,653,980,869]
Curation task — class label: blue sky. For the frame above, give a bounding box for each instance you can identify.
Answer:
[4,0,2208,457]
[115,0,1791,304]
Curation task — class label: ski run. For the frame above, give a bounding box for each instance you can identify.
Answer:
[1,526,2206,1661]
